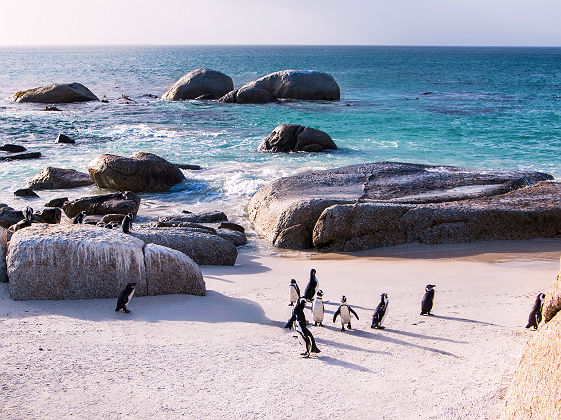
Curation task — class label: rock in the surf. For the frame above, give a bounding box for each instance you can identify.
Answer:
[14,188,39,198]
[159,211,228,224]
[0,144,27,153]
[11,82,99,103]
[88,152,185,193]
[28,167,94,190]
[0,152,41,161]
[240,70,340,100]
[258,124,337,153]
[161,69,234,101]
[55,134,75,144]
[62,191,141,218]
[219,86,277,104]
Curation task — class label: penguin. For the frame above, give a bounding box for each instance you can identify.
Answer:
[72,210,87,224]
[303,268,319,302]
[526,293,546,330]
[333,295,359,331]
[115,282,137,313]
[10,206,34,231]
[371,293,389,329]
[420,284,436,316]
[284,297,320,356]
[121,213,133,234]
[294,320,312,357]
[289,279,300,306]
[312,290,325,326]
[23,206,33,221]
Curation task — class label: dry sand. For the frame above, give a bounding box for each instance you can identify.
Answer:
[1,239,560,419]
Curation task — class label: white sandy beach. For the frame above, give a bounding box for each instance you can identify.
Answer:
[1,239,560,419]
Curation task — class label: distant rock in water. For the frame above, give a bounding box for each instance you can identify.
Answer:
[161,69,234,101]
[28,167,93,190]
[62,191,141,218]
[240,70,340,100]
[44,105,62,111]
[88,152,185,193]
[0,144,27,153]
[55,134,75,144]
[174,163,202,170]
[258,124,337,153]
[248,162,559,250]
[0,152,41,161]
[219,87,277,104]
[11,82,99,103]
[14,188,39,198]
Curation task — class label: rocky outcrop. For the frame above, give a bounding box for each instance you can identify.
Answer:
[240,70,340,100]
[0,152,41,161]
[258,124,337,153]
[216,228,247,246]
[11,83,99,103]
[131,226,237,266]
[28,167,94,190]
[62,192,141,218]
[501,257,561,419]
[0,227,7,282]
[14,188,39,197]
[248,162,559,250]
[56,134,75,144]
[6,224,206,300]
[161,69,234,101]
[88,152,185,193]
[159,211,227,224]
[543,261,561,323]
[0,205,23,228]
[219,87,277,104]
[44,197,68,208]
[0,144,26,153]
[35,208,62,224]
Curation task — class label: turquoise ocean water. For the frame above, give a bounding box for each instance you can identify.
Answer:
[0,46,560,218]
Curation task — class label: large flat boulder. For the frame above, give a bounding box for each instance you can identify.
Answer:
[88,152,185,193]
[144,244,205,296]
[248,162,559,250]
[240,70,340,100]
[28,167,94,190]
[258,124,337,153]
[131,226,237,266]
[62,192,141,218]
[219,86,278,104]
[11,83,99,103]
[161,69,234,101]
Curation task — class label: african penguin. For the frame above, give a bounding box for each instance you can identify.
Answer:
[289,279,300,306]
[312,290,325,326]
[303,268,319,302]
[23,206,33,221]
[371,293,389,329]
[121,213,133,234]
[420,284,436,316]
[72,210,87,224]
[115,283,137,313]
[526,293,546,330]
[294,321,312,357]
[333,295,359,331]
[10,206,34,231]
[284,297,320,356]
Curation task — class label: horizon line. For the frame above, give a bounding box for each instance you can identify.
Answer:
[0,43,560,48]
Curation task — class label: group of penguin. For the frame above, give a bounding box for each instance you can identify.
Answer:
[72,210,134,233]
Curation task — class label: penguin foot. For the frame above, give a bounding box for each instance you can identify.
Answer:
[377,326,385,330]
[319,323,323,327]
[311,347,321,353]
[124,309,131,313]
[347,323,352,329]
[341,327,345,331]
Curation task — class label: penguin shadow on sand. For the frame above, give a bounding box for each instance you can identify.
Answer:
[316,355,373,373]
[430,314,499,327]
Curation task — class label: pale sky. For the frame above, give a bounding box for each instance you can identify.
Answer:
[1,0,560,46]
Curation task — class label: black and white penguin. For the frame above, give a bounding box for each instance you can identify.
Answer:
[121,213,133,234]
[526,293,546,330]
[303,268,319,301]
[333,295,359,331]
[284,297,320,356]
[72,210,87,224]
[294,320,312,357]
[115,282,137,313]
[312,290,325,326]
[289,279,300,306]
[420,284,436,316]
[10,206,34,231]
[371,293,389,329]
[23,206,33,221]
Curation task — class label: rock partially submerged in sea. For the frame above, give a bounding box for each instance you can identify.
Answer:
[219,86,278,104]
[11,83,99,103]
[0,144,26,153]
[14,188,39,198]
[55,134,75,144]
[258,124,337,153]
[239,70,340,101]
[6,224,205,299]
[62,191,141,218]
[501,257,561,419]
[0,152,41,161]
[28,167,94,190]
[161,69,234,101]
[248,162,559,250]
[88,152,185,193]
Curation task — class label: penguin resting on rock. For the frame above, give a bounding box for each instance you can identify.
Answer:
[121,213,133,234]
[303,268,319,302]
[115,283,137,313]
[420,284,436,316]
[72,210,87,224]
[10,206,34,232]
[333,295,359,331]
[526,293,546,330]
[289,279,300,306]
[284,297,320,357]
[371,293,389,329]
[312,290,325,326]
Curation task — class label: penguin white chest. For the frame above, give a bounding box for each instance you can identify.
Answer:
[340,305,351,324]
[289,286,299,302]
[379,302,389,325]
[127,289,135,303]
[312,300,324,322]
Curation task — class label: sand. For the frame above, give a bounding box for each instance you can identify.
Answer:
[1,239,560,419]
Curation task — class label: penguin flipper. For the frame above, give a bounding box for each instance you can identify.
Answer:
[333,307,341,323]
[349,306,359,320]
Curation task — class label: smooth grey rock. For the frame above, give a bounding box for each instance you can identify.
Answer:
[219,222,245,233]
[83,215,103,225]
[56,134,75,144]
[11,83,99,103]
[0,205,24,228]
[62,191,141,218]
[88,152,185,193]
[216,228,247,246]
[218,90,238,103]
[101,214,127,224]
[160,211,228,224]
[0,152,41,161]
[44,197,68,208]
[543,257,561,323]
[14,188,39,197]
[0,144,26,153]
[161,69,234,101]
[258,124,337,153]
[219,87,277,104]
[174,163,202,170]
[28,167,93,190]
[35,208,61,224]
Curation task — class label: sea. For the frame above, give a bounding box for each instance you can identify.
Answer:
[0,46,560,221]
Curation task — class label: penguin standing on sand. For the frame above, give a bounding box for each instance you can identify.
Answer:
[333,295,359,331]
[526,293,546,330]
[303,269,319,302]
[285,297,320,357]
[420,284,436,316]
[312,290,325,326]
[289,279,300,306]
[121,213,133,234]
[371,293,389,329]
[115,283,137,313]
[73,210,87,224]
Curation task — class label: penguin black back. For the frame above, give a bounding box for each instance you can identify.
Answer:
[23,206,34,222]
[121,213,133,234]
[526,293,546,330]
[73,210,87,224]
[372,293,389,329]
[420,284,436,316]
[115,282,137,313]
[303,268,318,301]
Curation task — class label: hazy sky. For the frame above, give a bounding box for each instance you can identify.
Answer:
[1,0,560,46]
